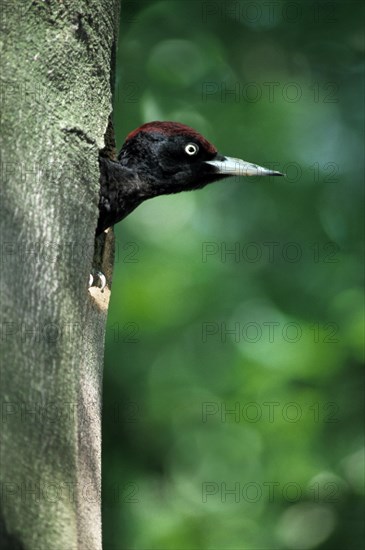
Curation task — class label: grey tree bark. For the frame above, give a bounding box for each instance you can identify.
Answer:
[0,1,120,548]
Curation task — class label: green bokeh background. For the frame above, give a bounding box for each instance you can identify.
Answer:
[102,1,364,548]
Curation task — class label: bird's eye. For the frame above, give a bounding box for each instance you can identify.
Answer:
[185,143,199,156]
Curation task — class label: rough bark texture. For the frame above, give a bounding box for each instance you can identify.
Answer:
[0,1,119,548]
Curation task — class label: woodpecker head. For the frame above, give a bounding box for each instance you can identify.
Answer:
[117,121,283,197]
[97,121,284,235]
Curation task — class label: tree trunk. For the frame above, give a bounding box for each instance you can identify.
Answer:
[0,1,119,548]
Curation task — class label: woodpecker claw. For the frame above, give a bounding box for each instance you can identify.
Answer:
[88,270,107,291]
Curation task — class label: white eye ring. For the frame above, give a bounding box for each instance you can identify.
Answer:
[185,143,199,156]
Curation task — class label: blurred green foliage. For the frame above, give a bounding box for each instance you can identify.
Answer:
[102,1,364,548]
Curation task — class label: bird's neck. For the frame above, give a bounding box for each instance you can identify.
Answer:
[97,157,157,234]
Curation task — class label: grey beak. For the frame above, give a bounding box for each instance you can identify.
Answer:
[206,156,284,177]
